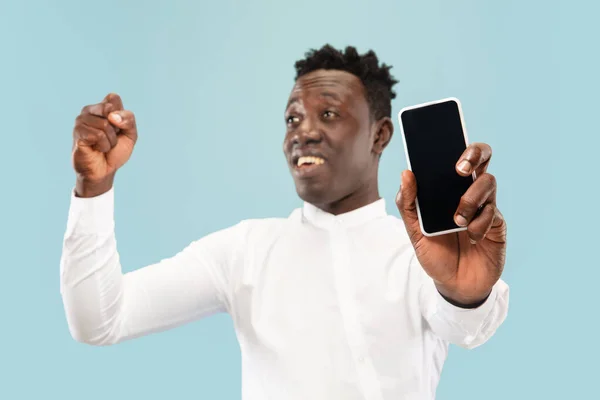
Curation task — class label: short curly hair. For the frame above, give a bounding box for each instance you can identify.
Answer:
[294,44,398,121]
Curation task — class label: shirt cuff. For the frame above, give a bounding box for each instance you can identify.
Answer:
[435,283,498,323]
[65,187,115,235]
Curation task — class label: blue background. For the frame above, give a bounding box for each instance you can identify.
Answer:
[1,0,596,398]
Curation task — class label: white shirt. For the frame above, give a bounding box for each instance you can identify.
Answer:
[60,188,509,400]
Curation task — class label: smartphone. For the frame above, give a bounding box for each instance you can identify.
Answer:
[398,97,474,237]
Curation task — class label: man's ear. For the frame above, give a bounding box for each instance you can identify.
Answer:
[372,117,394,155]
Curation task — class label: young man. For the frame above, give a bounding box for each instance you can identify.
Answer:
[61,45,509,399]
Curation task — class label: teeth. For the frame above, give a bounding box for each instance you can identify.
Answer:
[297,156,325,167]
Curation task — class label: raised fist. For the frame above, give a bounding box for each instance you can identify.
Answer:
[72,93,138,197]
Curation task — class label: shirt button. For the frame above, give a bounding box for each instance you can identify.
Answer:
[358,356,365,363]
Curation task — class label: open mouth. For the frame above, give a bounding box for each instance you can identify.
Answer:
[292,155,327,178]
[296,156,325,168]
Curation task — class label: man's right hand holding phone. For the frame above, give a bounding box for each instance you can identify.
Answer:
[72,93,138,198]
[396,143,507,307]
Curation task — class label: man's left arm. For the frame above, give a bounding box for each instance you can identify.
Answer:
[397,142,510,348]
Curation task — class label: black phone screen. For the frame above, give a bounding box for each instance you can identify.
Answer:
[400,99,473,235]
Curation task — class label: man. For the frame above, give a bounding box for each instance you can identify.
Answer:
[61,44,509,399]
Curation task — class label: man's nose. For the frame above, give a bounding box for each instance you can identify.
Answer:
[293,118,322,146]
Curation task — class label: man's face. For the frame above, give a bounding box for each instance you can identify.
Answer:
[283,69,382,208]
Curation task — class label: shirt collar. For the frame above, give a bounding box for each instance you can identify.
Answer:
[301,198,388,229]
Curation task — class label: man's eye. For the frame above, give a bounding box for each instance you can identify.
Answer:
[323,111,337,119]
[286,116,299,124]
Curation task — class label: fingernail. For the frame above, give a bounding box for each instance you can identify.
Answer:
[469,238,477,245]
[455,214,468,227]
[457,160,471,174]
[110,113,122,123]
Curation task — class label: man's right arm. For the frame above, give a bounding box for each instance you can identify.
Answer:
[60,187,244,346]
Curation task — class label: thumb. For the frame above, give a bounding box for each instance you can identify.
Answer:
[396,170,422,242]
[105,110,138,170]
[108,110,138,144]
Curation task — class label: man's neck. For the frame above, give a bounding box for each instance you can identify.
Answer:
[317,181,381,216]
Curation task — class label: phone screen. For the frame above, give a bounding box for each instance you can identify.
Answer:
[400,99,473,235]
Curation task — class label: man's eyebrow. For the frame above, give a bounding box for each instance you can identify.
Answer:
[286,97,299,109]
[286,91,343,109]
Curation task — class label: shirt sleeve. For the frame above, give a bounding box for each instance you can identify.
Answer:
[416,256,510,349]
[59,187,245,346]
